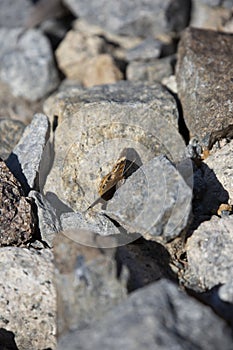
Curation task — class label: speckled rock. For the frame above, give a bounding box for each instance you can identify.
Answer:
[176,27,233,145]
[64,0,191,37]
[0,28,59,101]
[0,0,33,28]
[6,113,50,193]
[57,279,233,350]
[0,118,25,160]
[184,215,233,305]
[104,156,192,244]
[54,232,128,337]
[43,81,186,213]
[0,159,35,246]
[126,38,162,61]
[0,247,56,350]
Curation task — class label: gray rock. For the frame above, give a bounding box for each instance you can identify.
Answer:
[127,56,174,82]
[0,159,35,246]
[0,247,56,350]
[126,38,162,61]
[0,0,32,28]
[205,140,233,200]
[104,156,192,244]
[0,28,59,101]
[43,81,187,213]
[184,215,233,302]
[60,211,140,247]
[64,0,191,37]
[6,113,50,193]
[54,232,128,337]
[57,279,233,350]
[199,0,233,7]
[176,27,233,145]
[29,190,61,248]
[0,118,25,160]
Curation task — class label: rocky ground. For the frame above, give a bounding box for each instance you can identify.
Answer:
[0,1,233,349]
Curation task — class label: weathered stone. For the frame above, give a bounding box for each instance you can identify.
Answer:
[0,28,59,101]
[0,81,44,124]
[190,0,233,31]
[82,54,123,87]
[0,247,56,350]
[0,159,35,246]
[54,232,128,337]
[176,28,233,145]
[204,140,233,200]
[64,0,191,37]
[6,113,50,193]
[126,38,162,61]
[57,279,233,350]
[184,215,233,304]
[127,56,174,82]
[0,0,32,28]
[29,190,61,248]
[199,0,233,7]
[0,118,25,160]
[43,81,187,213]
[104,156,192,244]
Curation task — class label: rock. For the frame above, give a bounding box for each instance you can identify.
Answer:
[190,0,233,31]
[0,80,44,124]
[199,0,233,7]
[127,56,174,83]
[64,0,191,37]
[60,211,140,247]
[204,140,233,200]
[43,81,187,213]
[162,75,178,94]
[57,279,233,350]
[0,0,32,28]
[29,190,62,248]
[184,215,233,304]
[0,118,25,160]
[54,232,128,337]
[0,159,35,246]
[6,113,50,193]
[0,28,59,101]
[104,156,192,244]
[176,27,233,145]
[82,54,123,87]
[0,247,56,350]
[126,38,162,61]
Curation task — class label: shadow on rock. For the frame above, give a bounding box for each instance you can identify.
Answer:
[0,328,19,350]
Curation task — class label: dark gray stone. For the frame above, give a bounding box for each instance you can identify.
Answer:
[0,118,25,160]
[57,279,233,350]
[64,0,191,37]
[126,38,162,61]
[176,27,233,145]
[54,233,128,337]
[0,28,59,101]
[6,113,50,193]
[29,190,61,248]
[0,247,56,350]
[104,156,192,244]
[127,56,174,82]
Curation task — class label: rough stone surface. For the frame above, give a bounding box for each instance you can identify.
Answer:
[0,0,32,28]
[43,81,186,213]
[57,279,233,350]
[0,247,56,350]
[0,28,59,101]
[64,0,191,37]
[126,38,162,61]
[104,156,192,244]
[54,233,128,337]
[199,0,233,7]
[204,140,233,201]
[127,56,174,82]
[184,215,233,304]
[0,118,25,160]
[6,113,50,193]
[176,27,233,145]
[29,190,62,248]
[0,159,35,246]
